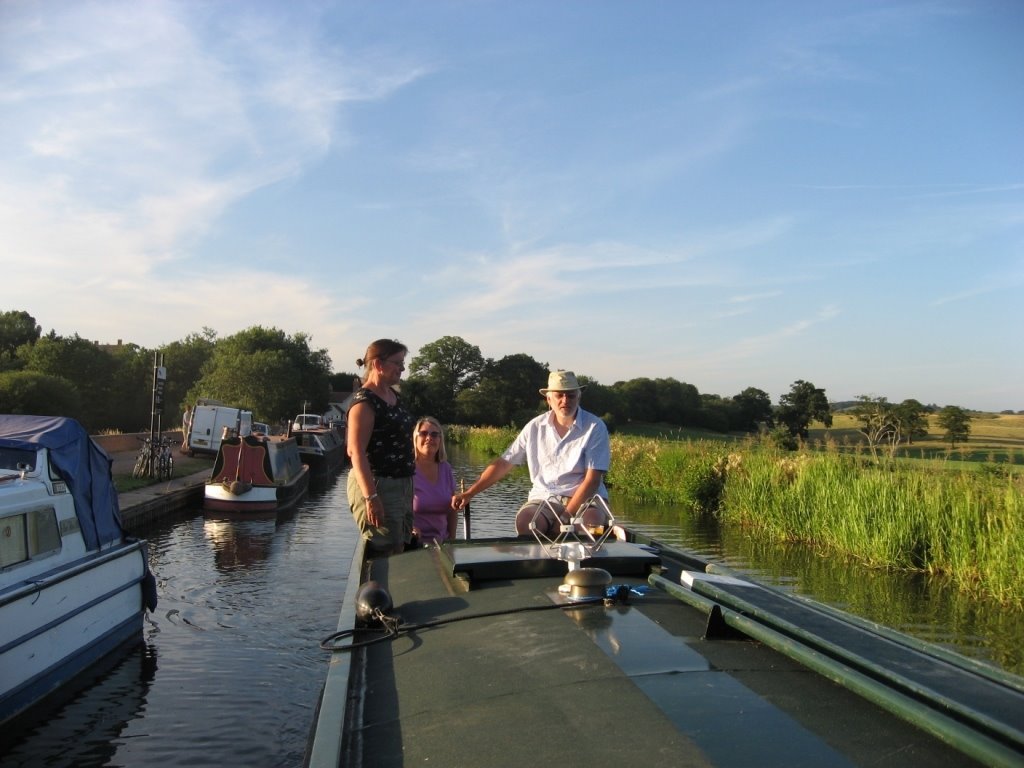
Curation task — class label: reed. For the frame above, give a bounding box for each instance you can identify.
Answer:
[448,425,519,456]
[608,435,731,511]
[718,444,1024,606]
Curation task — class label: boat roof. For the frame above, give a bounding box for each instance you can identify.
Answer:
[0,414,123,550]
[308,537,1024,768]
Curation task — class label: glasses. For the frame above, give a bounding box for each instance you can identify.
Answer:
[383,358,406,370]
[417,430,441,439]
[548,391,579,400]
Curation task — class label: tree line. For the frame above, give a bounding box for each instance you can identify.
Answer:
[0,310,972,446]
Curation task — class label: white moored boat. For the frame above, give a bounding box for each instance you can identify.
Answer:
[0,415,157,725]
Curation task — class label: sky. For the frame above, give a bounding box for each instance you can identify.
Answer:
[2,1,1021,412]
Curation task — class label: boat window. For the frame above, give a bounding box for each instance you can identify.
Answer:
[0,507,61,569]
[0,446,36,473]
[29,507,62,556]
[1,514,29,567]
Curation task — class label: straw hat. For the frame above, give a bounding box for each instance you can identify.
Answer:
[539,370,586,395]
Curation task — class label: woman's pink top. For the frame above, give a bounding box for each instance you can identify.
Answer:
[413,460,456,543]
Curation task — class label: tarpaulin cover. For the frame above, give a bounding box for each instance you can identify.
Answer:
[0,415,123,551]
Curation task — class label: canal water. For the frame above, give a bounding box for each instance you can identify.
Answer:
[3,447,1022,766]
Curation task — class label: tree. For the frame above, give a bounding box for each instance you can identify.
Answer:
[937,405,971,447]
[653,378,701,425]
[408,336,484,423]
[185,327,332,423]
[893,399,928,445]
[613,378,660,423]
[576,376,622,427]
[17,332,123,430]
[105,342,159,432]
[160,328,218,416]
[850,395,898,462]
[695,394,732,432]
[0,310,41,360]
[776,380,831,439]
[730,387,774,432]
[456,353,548,426]
[0,370,82,417]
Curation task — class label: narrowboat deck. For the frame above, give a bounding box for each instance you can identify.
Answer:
[307,535,1024,767]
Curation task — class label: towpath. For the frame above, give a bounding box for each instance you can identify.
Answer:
[107,447,211,529]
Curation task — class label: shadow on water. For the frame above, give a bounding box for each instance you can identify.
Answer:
[0,642,158,766]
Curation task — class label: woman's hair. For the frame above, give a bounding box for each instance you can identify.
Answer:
[356,339,407,380]
[414,416,446,463]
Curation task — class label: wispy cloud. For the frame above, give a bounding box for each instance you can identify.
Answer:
[1,2,426,274]
[931,268,1024,307]
[703,304,842,366]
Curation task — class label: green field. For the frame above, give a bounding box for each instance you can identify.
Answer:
[811,412,1024,466]
[616,412,1024,469]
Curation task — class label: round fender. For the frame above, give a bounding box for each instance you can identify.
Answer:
[356,581,393,624]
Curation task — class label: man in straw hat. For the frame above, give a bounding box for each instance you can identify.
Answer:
[453,370,610,536]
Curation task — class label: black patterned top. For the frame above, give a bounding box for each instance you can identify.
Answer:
[351,387,415,479]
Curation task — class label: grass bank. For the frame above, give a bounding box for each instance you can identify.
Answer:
[112,455,213,492]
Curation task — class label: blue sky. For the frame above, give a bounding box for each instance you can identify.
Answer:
[2,1,1021,412]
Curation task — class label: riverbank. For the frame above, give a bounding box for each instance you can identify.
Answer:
[115,462,208,529]
[94,434,211,529]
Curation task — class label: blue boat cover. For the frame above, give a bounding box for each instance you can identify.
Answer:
[0,415,123,551]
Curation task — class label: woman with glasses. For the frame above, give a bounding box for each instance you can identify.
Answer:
[347,339,415,556]
[411,416,458,546]
[453,370,610,537]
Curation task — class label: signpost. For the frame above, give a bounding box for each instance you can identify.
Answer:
[149,352,167,478]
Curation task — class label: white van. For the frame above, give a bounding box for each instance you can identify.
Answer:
[185,403,253,456]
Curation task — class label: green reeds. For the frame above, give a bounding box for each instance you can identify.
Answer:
[718,444,1024,606]
[447,425,519,456]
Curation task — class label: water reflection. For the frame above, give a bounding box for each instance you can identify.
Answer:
[446,446,532,538]
[0,643,158,766]
[203,516,277,572]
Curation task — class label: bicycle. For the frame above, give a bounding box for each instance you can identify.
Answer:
[156,437,174,481]
[132,435,175,480]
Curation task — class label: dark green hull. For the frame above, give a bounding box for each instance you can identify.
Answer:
[306,533,1024,767]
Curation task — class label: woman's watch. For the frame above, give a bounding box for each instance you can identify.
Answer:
[364,493,379,502]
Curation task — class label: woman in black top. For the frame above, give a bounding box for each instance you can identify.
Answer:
[347,339,415,556]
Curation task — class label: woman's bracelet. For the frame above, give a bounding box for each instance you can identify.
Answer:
[364,493,379,502]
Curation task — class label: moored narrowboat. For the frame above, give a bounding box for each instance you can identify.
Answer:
[203,434,310,514]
